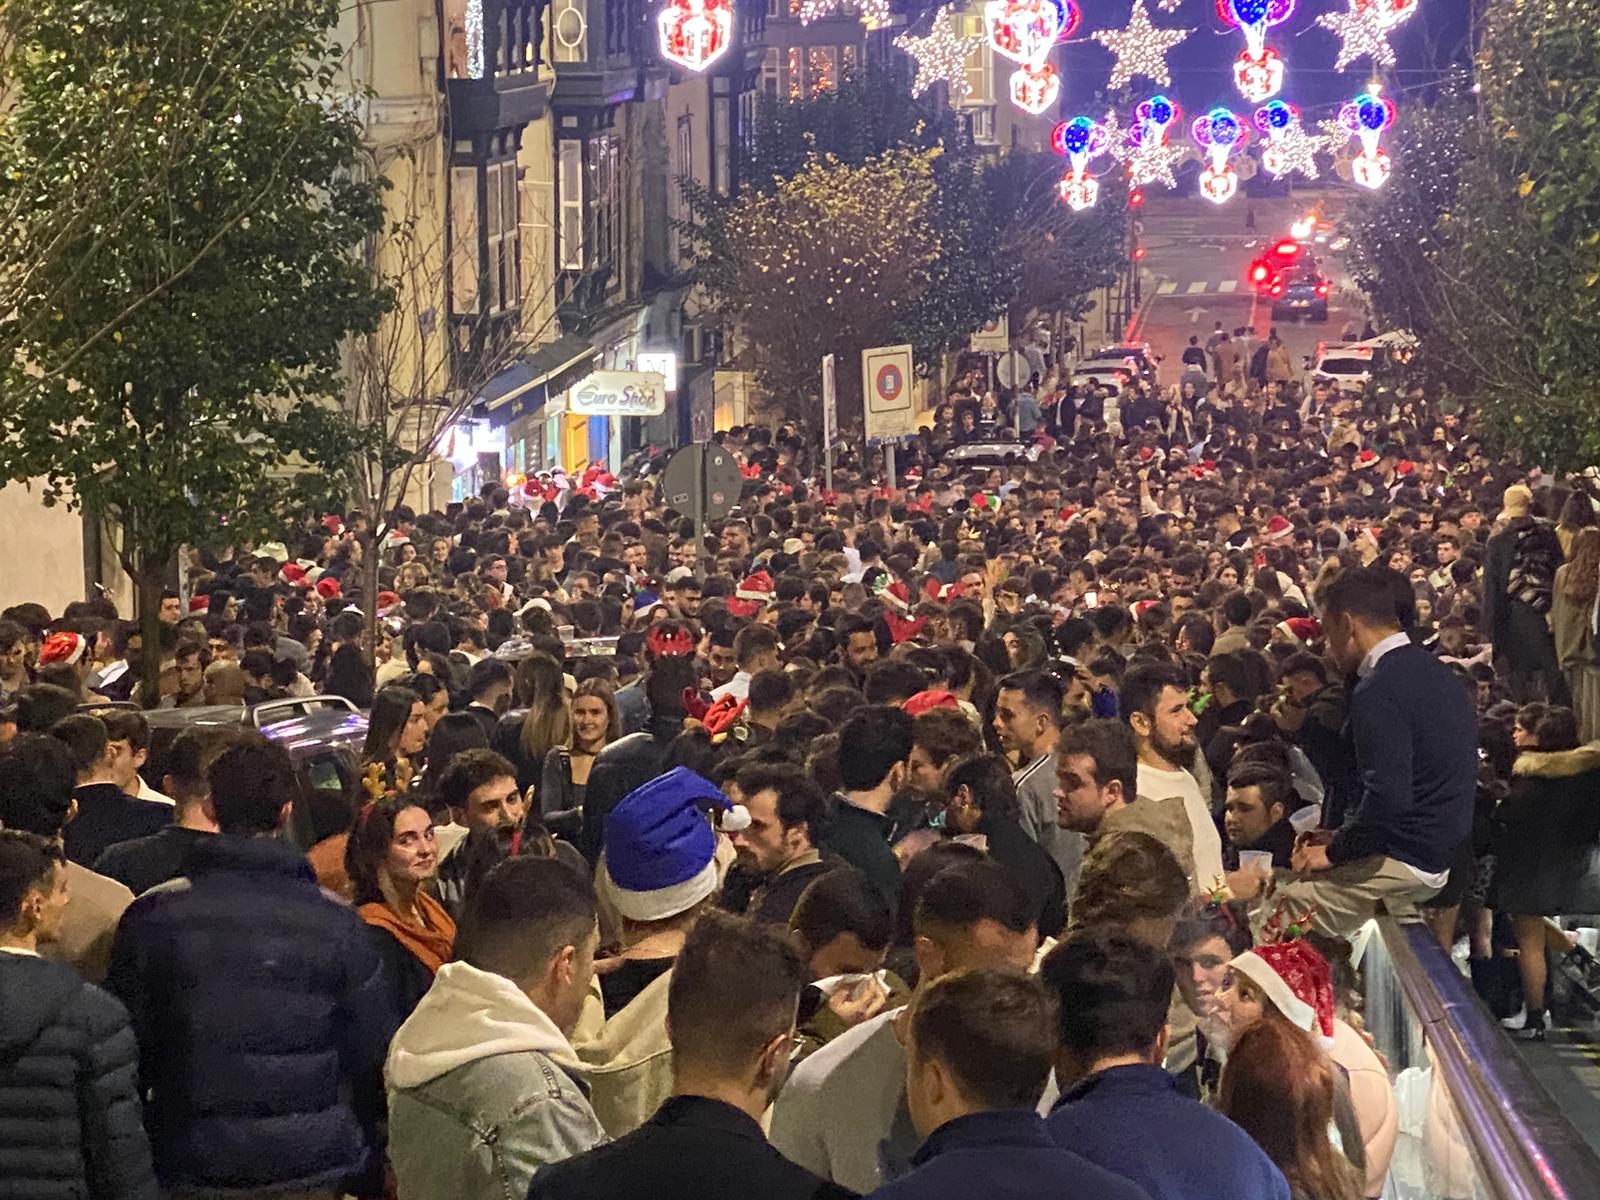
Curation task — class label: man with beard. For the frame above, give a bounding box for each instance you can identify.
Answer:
[725,766,833,927]
[1121,663,1225,893]
[432,750,528,919]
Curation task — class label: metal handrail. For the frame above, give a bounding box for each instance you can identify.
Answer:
[1377,917,1600,1200]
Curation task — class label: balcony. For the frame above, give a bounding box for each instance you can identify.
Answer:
[549,0,652,113]
[443,0,552,136]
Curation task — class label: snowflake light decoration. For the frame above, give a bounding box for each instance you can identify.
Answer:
[1092,0,1192,90]
[1316,0,1417,71]
[897,6,982,102]
[1099,108,1132,164]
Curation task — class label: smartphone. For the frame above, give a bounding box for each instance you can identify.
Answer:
[1083,590,1099,608]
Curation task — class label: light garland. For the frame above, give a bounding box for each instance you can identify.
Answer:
[897,6,982,103]
[1253,99,1321,180]
[1092,0,1191,91]
[1099,108,1132,164]
[1127,94,1187,188]
[1316,0,1417,71]
[799,0,891,30]
[465,0,485,78]
[1192,106,1247,204]
[984,0,1078,115]
[658,0,735,71]
[1052,115,1110,210]
[1216,0,1294,102]
[1338,87,1396,188]
[1156,0,1183,9]
[1011,62,1061,115]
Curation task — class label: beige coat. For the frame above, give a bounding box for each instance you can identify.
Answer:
[41,862,132,984]
[573,966,674,1139]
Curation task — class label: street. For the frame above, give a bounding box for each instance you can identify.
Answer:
[1129,188,1366,387]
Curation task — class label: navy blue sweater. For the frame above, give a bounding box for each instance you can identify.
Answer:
[1046,1064,1289,1200]
[1330,643,1476,873]
[867,1109,1151,1200]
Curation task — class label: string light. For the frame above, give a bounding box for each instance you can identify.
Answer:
[1233,47,1284,103]
[1092,0,1192,90]
[1156,0,1182,9]
[658,0,735,70]
[465,0,485,78]
[896,6,981,103]
[1010,62,1061,115]
[1128,94,1187,189]
[1316,0,1416,71]
[1192,106,1247,204]
[799,0,891,30]
[1254,99,1322,180]
[1099,108,1132,164]
[1338,87,1396,188]
[1216,0,1294,101]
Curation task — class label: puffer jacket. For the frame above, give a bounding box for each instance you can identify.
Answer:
[574,965,676,1138]
[0,953,158,1200]
[386,961,607,1200]
[105,834,397,1198]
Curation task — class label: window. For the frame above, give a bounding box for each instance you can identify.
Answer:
[450,165,480,315]
[672,115,692,263]
[962,18,992,105]
[786,47,804,99]
[761,47,780,97]
[807,47,836,96]
[587,133,621,273]
[712,97,731,195]
[558,139,585,270]
[738,89,758,165]
[487,159,521,313]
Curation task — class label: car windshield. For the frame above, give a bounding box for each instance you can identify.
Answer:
[1319,357,1370,375]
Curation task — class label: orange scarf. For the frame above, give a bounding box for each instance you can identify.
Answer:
[359,890,456,975]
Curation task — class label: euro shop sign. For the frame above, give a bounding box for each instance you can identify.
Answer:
[569,371,668,417]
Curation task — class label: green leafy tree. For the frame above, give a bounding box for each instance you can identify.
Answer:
[0,0,391,701]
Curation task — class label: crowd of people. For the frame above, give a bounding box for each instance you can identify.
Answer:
[0,342,1597,1200]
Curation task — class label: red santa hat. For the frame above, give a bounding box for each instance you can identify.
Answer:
[1276,616,1322,649]
[280,563,310,589]
[1352,449,1379,471]
[1396,459,1415,476]
[321,514,345,536]
[880,580,912,612]
[1132,599,1162,618]
[903,689,961,717]
[38,632,87,667]
[188,595,210,615]
[376,591,403,615]
[315,577,342,601]
[1263,515,1294,543]
[1228,941,1336,1048]
[883,612,927,645]
[728,571,774,619]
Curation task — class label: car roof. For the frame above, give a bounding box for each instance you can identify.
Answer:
[142,699,368,758]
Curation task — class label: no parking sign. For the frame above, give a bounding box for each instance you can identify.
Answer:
[862,343,915,440]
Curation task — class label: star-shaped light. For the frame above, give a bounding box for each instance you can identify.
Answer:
[1259,118,1324,181]
[1099,108,1132,163]
[1317,0,1404,71]
[896,6,981,102]
[858,0,891,29]
[1156,0,1182,10]
[1092,0,1192,90]
[1128,137,1188,188]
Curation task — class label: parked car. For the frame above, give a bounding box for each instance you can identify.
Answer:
[1270,266,1331,322]
[944,440,1043,468]
[134,696,368,851]
[1070,357,1137,392]
[1306,341,1381,393]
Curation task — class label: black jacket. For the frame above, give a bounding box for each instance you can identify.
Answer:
[580,717,684,862]
[0,954,158,1200]
[105,835,398,1196]
[92,826,212,897]
[978,816,1066,938]
[64,784,170,867]
[527,1095,854,1200]
[821,797,902,909]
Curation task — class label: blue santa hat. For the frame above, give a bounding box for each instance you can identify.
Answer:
[603,767,748,922]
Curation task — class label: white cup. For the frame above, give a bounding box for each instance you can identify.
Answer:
[1239,850,1275,875]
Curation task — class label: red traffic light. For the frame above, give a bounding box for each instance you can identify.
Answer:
[1129,189,1146,207]
[1133,245,1147,260]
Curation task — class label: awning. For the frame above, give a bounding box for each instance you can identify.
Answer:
[479,334,598,412]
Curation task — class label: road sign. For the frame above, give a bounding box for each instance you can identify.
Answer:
[970,314,1009,351]
[660,442,743,521]
[862,343,915,440]
[821,354,837,490]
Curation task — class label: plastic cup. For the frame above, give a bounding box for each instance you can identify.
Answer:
[1239,850,1274,875]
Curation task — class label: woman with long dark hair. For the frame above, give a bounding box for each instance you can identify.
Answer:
[323,644,374,708]
[363,685,429,796]
[940,753,1065,937]
[345,798,454,1019]
[1219,1020,1363,1200]
[494,651,568,794]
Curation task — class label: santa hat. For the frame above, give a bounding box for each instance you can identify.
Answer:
[903,689,960,717]
[280,563,310,589]
[315,577,342,601]
[728,571,774,619]
[1276,617,1322,648]
[603,768,749,922]
[1263,515,1294,543]
[970,492,1000,514]
[1396,460,1415,476]
[188,596,210,615]
[1132,599,1162,618]
[38,632,87,667]
[880,580,912,612]
[883,612,927,645]
[376,591,403,616]
[321,514,345,536]
[1352,449,1379,471]
[1228,942,1336,1048]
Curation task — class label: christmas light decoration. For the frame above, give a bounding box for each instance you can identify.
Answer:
[1092,0,1191,90]
[1156,0,1182,9]
[1011,62,1061,115]
[1217,0,1294,101]
[859,0,891,30]
[985,0,1079,66]
[1232,46,1284,103]
[1052,115,1110,211]
[1338,88,1396,189]
[1192,106,1247,204]
[465,0,486,78]
[1099,108,1133,163]
[1253,99,1322,180]
[1317,0,1417,71]
[897,6,982,102]
[1127,94,1187,189]
[799,0,890,30]
[658,0,735,71]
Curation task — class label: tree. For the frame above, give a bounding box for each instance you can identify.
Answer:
[1343,6,1600,473]
[0,0,391,702]
[698,149,941,422]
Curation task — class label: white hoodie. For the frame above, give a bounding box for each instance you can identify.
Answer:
[386,960,584,1088]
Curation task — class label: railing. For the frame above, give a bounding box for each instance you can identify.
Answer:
[1362,917,1600,1200]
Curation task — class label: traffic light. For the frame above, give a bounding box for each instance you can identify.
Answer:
[1129,188,1146,207]
[1133,245,1147,260]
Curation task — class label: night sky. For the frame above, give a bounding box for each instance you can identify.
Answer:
[1049,0,1474,125]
